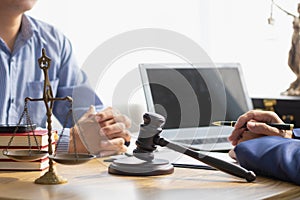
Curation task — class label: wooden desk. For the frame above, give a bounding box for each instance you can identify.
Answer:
[0,158,299,200]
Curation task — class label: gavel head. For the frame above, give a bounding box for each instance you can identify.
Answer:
[133,112,165,161]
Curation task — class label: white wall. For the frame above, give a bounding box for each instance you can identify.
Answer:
[28,0,210,129]
[29,0,207,102]
[28,0,299,110]
[207,0,298,97]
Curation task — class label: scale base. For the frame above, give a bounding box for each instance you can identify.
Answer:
[34,171,67,185]
[108,156,174,176]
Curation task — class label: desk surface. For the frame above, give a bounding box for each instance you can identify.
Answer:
[0,158,299,200]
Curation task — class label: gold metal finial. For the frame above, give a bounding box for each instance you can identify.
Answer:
[38,48,51,70]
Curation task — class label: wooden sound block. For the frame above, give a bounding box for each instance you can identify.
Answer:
[108,156,174,176]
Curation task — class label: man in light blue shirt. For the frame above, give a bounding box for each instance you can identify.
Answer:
[0,0,131,156]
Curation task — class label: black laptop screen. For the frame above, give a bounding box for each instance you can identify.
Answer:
[145,66,251,129]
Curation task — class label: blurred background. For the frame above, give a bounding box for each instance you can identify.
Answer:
[28,0,298,129]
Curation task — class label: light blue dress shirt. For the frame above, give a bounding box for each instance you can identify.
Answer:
[0,14,103,151]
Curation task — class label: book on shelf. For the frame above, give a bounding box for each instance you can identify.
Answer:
[0,157,50,171]
[0,129,57,171]
[0,143,56,171]
[0,129,57,147]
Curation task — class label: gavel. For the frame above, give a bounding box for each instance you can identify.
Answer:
[132,112,256,182]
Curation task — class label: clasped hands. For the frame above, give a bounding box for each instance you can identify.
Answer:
[227,110,292,159]
[69,106,131,157]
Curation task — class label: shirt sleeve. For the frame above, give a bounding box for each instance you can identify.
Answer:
[51,34,103,127]
[234,136,300,185]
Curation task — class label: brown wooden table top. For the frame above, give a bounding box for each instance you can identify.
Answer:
[0,157,299,200]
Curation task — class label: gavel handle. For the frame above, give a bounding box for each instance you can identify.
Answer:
[155,137,256,182]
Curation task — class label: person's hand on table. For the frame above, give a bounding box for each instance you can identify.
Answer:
[69,106,131,157]
[227,110,292,159]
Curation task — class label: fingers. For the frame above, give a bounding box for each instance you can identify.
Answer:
[79,105,97,121]
[101,123,131,142]
[99,118,115,127]
[246,121,292,138]
[100,150,126,157]
[228,127,247,146]
[228,122,276,146]
[74,106,132,157]
[93,106,132,142]
[233,110,279,129]
[68,127,89,154]
[229,121,290,146]
[233,112,254,129]
[98,115,131,129]
[98,138,128,157]
[247,121,279,135]
[237,110,283,125]
[228,149,237,160]
[228,110,284,145]
[96,107,115,121]
[114,114,131,129]
[95,107,131,129]
[100,138,126,151]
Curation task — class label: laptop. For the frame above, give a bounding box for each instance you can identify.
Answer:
[139,63,253,151]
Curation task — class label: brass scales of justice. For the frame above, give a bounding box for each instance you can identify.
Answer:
[2,48,95,184]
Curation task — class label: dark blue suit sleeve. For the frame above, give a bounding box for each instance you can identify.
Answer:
[234,135,300,185]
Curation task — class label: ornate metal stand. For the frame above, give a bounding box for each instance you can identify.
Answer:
[3,48,95,184]
[33,48,73,184]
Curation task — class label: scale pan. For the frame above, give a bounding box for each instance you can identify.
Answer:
[3,150,48,162]
[49,153,96,165]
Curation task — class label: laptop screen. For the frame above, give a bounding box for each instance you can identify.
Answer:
[139,63,253,129]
